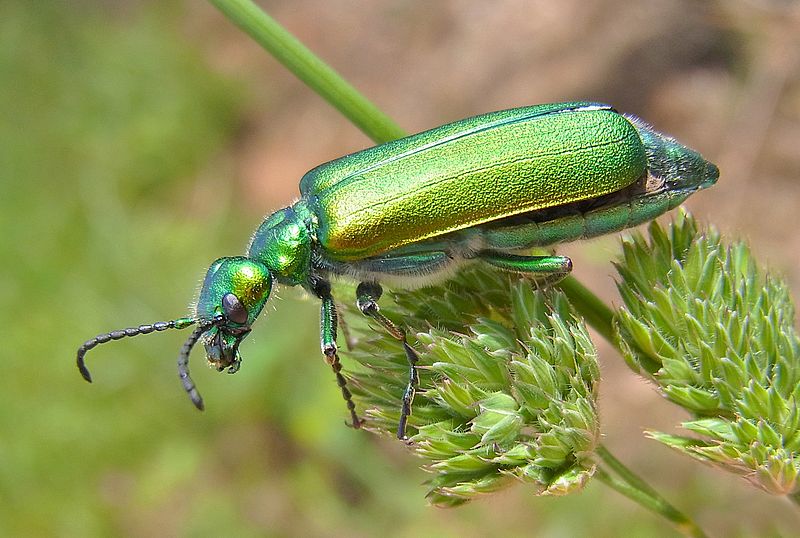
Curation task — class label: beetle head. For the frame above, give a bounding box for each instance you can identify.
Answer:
[76,256,273,411]
[195,256,272,373]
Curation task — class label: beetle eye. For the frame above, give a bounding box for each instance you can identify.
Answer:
[222,293,248,325]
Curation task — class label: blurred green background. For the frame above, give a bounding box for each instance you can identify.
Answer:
[2,1,799,536]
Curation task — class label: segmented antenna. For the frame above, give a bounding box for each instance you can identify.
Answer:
[76,317,196,382]
[177,320,216,411]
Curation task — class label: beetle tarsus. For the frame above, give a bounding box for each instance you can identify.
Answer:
[396,341,420,440]
[327,345,362,429]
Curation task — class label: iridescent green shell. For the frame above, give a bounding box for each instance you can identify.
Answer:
[300,102,647,261]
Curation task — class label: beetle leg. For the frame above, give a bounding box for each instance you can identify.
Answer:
[478,251,573,287]
[311,278,361,429]
[356,281,419,441]
[343,250,451,279]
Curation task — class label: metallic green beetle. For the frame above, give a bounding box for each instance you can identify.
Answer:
[77,102,718,439]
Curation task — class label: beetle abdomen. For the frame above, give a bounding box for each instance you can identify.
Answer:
[307,103,647,261]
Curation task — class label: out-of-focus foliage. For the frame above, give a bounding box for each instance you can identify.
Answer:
[616,212,800,496]
[0,2,244,535]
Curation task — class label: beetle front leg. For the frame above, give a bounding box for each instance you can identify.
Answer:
[311,278,361,429]
[356,281,420,440]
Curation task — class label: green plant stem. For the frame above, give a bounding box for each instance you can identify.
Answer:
[209,0,619,350]
[207,0,405,143]
[558,276,615,343]
[596,445,708,537]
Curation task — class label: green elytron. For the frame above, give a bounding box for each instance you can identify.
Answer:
[77,102,718,438]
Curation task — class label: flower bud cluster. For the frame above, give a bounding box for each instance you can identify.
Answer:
[615,212,800,496]
[345,268,600,506]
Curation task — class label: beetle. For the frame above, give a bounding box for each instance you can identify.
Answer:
[77,102,718,439]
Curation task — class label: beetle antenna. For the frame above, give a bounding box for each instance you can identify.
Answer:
[77,317,197,383]
[177,317,220,411]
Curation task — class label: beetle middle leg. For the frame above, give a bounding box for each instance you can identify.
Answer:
[310,277,361,429]
[478,251,572,287]
[356,281,420,440]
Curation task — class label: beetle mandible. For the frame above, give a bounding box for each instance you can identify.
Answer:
[77,102,719,439]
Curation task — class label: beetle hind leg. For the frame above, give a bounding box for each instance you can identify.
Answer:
[356,281,419,441]
[478,251,572,287]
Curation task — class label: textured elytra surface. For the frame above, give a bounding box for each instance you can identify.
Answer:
[303,105,646,259]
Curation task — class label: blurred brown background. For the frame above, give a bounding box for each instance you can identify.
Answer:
[2,0,799,535]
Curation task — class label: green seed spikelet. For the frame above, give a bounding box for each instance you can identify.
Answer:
[343,268,601,506]
[615,211,800,496]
